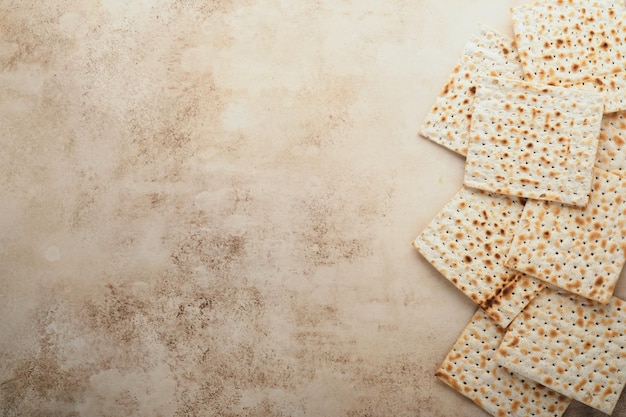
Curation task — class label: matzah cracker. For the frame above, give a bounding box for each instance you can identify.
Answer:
[512,0,626,85]
[506,168,626,304]
[495,286,626,415]
[597,110,626,177]
[464,76,603,207]
[413,187,544,328]
[419,24,524,155]
[436,308,572,417]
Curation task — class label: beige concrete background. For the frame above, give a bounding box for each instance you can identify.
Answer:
[1,1,625,416]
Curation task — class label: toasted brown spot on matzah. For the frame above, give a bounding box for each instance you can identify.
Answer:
[419,25,524,155]
[436,309,571,417]
[464,77,603,206]
[494,287,626,415]
[505,168,626,304]
[413,187,543,328]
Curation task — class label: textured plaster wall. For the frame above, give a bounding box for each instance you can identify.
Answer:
[1,1,625,416]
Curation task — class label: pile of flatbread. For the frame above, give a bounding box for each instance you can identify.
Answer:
[414,1,626,416]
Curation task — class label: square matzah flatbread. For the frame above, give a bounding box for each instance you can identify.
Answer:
[436,308,572,417]
[512,0,626,85]
[597,110,626,177]
[419,24,524,155]
[494,286,626,415]
[506,168,626,304]
[464,76,603,207]
[413,186,544,328]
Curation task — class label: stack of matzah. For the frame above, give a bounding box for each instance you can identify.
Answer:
[414,1,626,415]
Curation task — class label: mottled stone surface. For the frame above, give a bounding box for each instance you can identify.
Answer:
[1,1,625,416]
